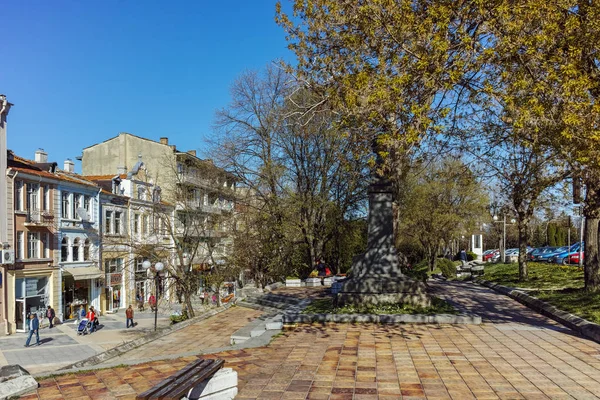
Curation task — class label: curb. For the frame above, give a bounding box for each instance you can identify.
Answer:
[283,312,481,325]
[475,279,600,344]
[57,303,234,371]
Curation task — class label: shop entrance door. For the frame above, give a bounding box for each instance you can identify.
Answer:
[15,299,25,332]
[106,287,115,313]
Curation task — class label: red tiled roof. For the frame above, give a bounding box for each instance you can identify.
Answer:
[85,174,128,181]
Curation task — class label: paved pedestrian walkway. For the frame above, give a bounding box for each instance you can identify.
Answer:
[19,283,600,399]
[102,306,262,365]
[0,309,171,374]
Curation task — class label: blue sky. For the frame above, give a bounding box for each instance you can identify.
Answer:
[2,0,293,172]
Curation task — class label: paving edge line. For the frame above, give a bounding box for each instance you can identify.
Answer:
[31,328,283,380]
[283,312,481,324]
[475,279,600,344]
[56,303,235,371]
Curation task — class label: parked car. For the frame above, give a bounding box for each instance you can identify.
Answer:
[482,249,498,262]
[568,251,584,265]
[538,246,568,262]
[551,242,584,265]
[528,246,558,261]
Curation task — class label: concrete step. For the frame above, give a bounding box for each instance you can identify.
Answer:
[265,314,283,330]
[243,298,290,310]
[230,311,281,345]
[245,293,304,306]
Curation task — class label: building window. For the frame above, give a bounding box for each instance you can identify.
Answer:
[84,239,90,260]
[28,183,39,211]
[142,215,148,236]
[137,186,145,200]
[73,238,81,262]
[15,181,23,211]
[135,258,145,272]
[72,194,80,219]
[28,232,39,259]
[43,185,50,211]
[84,196,90,214]
[105,258,123,273]
[105,210,112,234]
[16,231,24,260]
[61,238,68,262]
[134,214,140,235]
[62,191,70,218]
[41,233,50,259]
[115,211,122,235]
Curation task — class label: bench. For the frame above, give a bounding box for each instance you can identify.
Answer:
[136,358,224,400]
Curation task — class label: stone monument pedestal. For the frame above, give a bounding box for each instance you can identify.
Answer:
[339,178,430,307]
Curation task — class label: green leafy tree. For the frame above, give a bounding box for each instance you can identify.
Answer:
[396,159,488,271]
[480,0,600,289]
[276,0,484,184]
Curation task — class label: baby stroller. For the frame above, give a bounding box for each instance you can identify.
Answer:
[77,318,91,335]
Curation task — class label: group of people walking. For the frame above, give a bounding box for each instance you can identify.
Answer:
[23,301,141,347]
[24,306,55,347]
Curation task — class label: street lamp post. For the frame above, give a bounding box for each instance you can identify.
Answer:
[142,260,164,331]
[493,214,516,263]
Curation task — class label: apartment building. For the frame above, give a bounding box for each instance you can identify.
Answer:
[4,151,60,332]
[88,158,174,311]
[81,133,235,271]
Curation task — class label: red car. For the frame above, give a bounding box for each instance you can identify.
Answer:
[483,249,499,262]
[568,252,584,265]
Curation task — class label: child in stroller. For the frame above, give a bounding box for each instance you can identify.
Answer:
[77,318,91,335]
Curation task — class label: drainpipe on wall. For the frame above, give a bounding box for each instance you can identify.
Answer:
[57,266,63,322]
[96,188,103,314]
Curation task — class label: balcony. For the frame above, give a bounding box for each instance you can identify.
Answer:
[177,172,213,189]
[175,200,223,215]
[24,210,55,228]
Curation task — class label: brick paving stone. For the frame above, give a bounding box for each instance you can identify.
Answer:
[21,285,600,399]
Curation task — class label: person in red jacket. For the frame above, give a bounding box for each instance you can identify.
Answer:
[149,294,157,312]
[86,307,97,333]
[126,305,134,328]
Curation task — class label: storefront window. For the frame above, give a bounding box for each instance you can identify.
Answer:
[63,275,90,319]
[105,258,123,311]
[15,277,49,331]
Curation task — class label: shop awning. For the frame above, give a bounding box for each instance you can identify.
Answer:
[63,266,103,280]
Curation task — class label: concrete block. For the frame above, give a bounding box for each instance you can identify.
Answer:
[265,315,283,330]
[0,365,38,399]
[305,278,321,287]
[186,368,237,400]
[322,277,334,286]
[285,279,302,287]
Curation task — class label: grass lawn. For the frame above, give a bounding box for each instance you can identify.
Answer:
[533,289,600,325]
[481,261,600,323]
[302,297,457,315]
[483,262,583,290]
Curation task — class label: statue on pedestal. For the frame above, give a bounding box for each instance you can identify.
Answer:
[337,138,430,307]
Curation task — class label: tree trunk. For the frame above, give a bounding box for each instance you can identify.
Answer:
[584,175,600,291]
[584,217,600,291]
[183,291,195,318]
[517,219,529,281]
[428,247,436,272]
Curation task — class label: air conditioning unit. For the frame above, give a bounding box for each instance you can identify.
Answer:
[1,249,15,265]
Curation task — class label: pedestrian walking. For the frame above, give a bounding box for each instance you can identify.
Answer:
[126,305,134,328]
[87,307,96,333]
[149,293,156,312]
[24,314,40,347]
[316,258,326,285]
[136,292,145,312]
[459,249,468,269]
[46,306,56,328]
